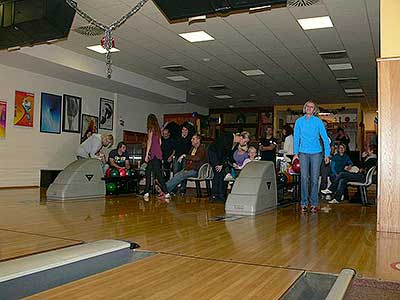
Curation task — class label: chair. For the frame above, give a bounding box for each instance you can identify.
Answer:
[187,163,214,198]
[347,166,377,206]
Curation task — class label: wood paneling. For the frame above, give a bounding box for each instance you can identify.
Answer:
[0,230,80,261]
[377,58,400,233]
[26,254,302,300]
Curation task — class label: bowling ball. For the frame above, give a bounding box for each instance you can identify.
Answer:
[106,182,117,192]
[126,169,133,176]
[105,168,112,178]
[292,158,301,173]
[277,173,287,186]
[119,168,127,177]
[110,168,120,177]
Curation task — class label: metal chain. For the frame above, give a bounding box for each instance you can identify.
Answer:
[65,0,149,78]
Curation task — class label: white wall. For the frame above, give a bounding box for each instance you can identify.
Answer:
[0,64,208,187]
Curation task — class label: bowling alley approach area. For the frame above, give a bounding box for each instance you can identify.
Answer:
[0,187,400,300]
[1,0,400,299]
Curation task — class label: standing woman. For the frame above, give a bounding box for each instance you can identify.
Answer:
[143,114,169,200]
[293,101,330,213]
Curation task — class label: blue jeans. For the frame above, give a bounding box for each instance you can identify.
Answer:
[166,169,197,193]
[299,152,322,207]
[329,171,365,201]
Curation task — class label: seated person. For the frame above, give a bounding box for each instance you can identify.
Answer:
[225,146,258,181]
[164,134,207,195]
[237,146,258,169]
[232,144,249,169]
[77,133,113,172]
[330,144,353,181]
[108,141,130,170]
[322,144,377,204]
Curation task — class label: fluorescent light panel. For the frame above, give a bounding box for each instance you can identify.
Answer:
[241,69,265,76]
[214,95,232,99]
[276,92,294,96]
[345,88,363,93]
[328,63,353,71]
[166,76,189,81]
[249,5,271,12]
[179,31,214,43]
[87,45,120,54]
[298,16,333,30]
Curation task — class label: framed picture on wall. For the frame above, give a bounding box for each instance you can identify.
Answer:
[62,94,82,133]
[40,92,62,134]
[99,98,113,130]
[0,100,6,138]
[81,114,98,143]
[14,90,34,127]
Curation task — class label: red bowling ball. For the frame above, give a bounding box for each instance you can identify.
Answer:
[106,168,112,178]
[292,158,301,173]
[119,168,127,177]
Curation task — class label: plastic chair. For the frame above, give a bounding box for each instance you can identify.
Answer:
[347,166,377,206]
[187,163,214,197]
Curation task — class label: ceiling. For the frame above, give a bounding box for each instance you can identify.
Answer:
[50,0,381,109]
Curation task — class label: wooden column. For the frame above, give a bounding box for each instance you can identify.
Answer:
[377,58,400,233]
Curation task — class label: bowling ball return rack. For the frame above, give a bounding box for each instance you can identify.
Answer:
[102,169,143,196]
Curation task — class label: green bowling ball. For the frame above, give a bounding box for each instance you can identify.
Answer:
[106,182,117,192]
[110,168,120,177]
[126,169,133,176]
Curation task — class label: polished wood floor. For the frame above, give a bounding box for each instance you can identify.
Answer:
[0,188,399,299]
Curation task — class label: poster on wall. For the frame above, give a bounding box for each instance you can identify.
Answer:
[99,98,113,130]
[62,94,82,133]
[40,92,62,134]
[81,114,98,143]
[14,90,34,127]
[0,101,6,138]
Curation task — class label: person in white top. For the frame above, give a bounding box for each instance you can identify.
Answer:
[282,124,294,160]
[76,133,114,172]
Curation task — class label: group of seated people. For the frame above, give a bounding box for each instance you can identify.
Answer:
[321,143,377,204]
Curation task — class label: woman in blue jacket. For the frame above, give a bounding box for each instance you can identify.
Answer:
[293,101,330,213]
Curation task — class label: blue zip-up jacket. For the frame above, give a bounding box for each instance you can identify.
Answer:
[331,154,353,175]
[294,115,330,157]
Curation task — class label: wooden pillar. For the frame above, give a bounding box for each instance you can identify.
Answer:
[377,58,400,233]
[377,0,400,233]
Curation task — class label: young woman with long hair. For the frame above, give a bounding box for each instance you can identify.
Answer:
[143,114,170,200]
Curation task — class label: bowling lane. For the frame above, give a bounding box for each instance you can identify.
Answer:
[26,253,302,300]
[0,229,81,261]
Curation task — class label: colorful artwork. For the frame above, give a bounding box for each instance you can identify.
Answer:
[0,101,6,138]
[81,114,98,143]
[63,94,82,133]
[40,92,62,134]
[14,91,34,127]
[99,98,114,130]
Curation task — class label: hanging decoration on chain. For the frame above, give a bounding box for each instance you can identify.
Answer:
[66,0,149,79]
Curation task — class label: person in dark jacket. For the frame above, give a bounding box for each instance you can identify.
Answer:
[173,123,193,176]
[208,131,250,202]
[322,144,377,203]
[165,134,207,194]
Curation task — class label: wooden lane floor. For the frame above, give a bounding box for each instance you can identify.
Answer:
[26,253,303,300]
[0,229,81,261]
[1,188,400,281]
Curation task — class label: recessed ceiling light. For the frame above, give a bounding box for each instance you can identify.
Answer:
[345,88,363,93]
[166,76,189,81]
[241,69,265,76]
[328,63,353,71]
[298,16,333,30]
[202,58,211,62]
[249,5,271,12]
[178,31,215,43]
[276,92,294,96]
[336,77,358,81]
[86,45,120,54]
[215,95,232,99]
[228,105,235,108]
